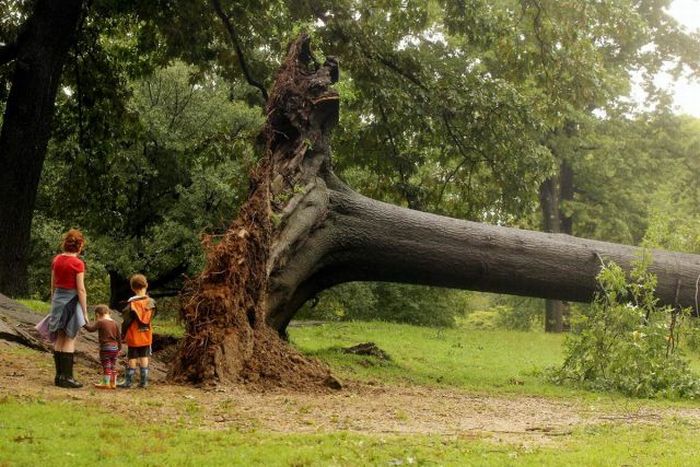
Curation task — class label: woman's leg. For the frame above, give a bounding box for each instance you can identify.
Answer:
[57,335,81,388]
[53,332,65,385]
[54,331,65,351]
[61,336,76,353]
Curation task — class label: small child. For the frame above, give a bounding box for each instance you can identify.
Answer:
[118,274,156,389]
[83,305,121,389]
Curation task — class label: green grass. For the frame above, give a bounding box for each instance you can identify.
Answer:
[155,317,184,338]
[15,299,50,315]
[291,320,700,402]
[291,320,576,397]
[2,396,700,466]
[6,318,700,464]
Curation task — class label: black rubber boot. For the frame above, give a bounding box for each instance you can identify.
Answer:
[138,367,149,388]
[58,352,83,389]
[118,367,134,389]
[53,351,62,386]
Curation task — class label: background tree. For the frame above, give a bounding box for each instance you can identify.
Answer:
[0,0,85,296]
[32,62,262,307]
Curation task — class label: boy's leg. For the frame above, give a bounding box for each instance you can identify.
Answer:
[138,355,149,388]
[118,355,137,388]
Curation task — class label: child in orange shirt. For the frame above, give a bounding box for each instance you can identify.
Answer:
[83,305,121,389]
[118,274,156,388]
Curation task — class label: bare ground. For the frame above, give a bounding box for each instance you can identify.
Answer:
[3,339,699,447]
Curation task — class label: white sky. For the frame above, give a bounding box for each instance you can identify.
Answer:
[661,0,700,116]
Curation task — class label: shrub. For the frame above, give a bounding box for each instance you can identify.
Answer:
[298,282,471,328]
[548,258,700,398]
[462,309,498,330]
[494,304,538,331]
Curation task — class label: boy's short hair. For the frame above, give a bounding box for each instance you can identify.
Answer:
[130,274,148,291]
[94,304,111,316]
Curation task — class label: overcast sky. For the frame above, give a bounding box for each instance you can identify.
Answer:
[661,0,700,116]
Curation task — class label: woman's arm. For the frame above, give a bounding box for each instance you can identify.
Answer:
[76,272,88,322]
[50,270,55,298]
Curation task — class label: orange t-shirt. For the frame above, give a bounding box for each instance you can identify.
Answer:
[52,254,85,289]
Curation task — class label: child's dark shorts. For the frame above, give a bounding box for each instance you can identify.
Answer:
[127,345,151,359]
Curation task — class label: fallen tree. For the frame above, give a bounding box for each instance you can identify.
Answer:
[170,35,700,387]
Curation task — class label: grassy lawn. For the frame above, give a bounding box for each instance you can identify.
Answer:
[2,395,700,466]
[5,312,700,465]
[291,320,572,397]
[292,320,700,407]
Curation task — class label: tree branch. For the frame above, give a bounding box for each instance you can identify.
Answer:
[210,0,268,102]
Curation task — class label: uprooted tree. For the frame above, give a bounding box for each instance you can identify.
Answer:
[170,35,700,388]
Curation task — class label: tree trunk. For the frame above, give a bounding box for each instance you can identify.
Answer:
[0,0,84,297]
[171,35,700,387]
[539,171,564,332]
[539,159,574,332]
[108,270,131,310]
[109,264,187,309]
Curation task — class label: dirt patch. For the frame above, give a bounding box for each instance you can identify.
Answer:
[3,339,699,447]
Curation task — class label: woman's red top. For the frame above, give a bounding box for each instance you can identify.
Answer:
[52,254,85,290]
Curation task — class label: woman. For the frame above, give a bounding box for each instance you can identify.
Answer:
[48,229,89,388]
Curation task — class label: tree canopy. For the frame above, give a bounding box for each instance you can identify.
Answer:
[0,0,698,327]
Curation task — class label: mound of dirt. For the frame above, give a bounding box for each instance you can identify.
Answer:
[343,342,391,361]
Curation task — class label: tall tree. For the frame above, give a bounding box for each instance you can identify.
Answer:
[470,0,700,331]
[0,0,84,296]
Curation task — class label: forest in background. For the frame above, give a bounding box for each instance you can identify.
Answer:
[1,0,699,330]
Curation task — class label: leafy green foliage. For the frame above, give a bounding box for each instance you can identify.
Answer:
[35,61,262,295]
[8,0,699,318]
[298,282,472,328]
[564,114,700,247]
[549,259,700,398]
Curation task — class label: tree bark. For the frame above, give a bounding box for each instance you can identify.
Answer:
[172,34,700,386]
[538,159,574,332]
[0,0,84,297]
[266,182,700,332]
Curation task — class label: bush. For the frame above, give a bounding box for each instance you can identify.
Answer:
[298,282,471,328]
[27,215,110,304]
[494,304,538,331]
[548,258,700,398]
[461,309,498,329]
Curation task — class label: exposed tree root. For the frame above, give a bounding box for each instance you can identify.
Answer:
[170,35,340,389]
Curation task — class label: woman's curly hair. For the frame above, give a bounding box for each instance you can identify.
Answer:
[61,229,85,253]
